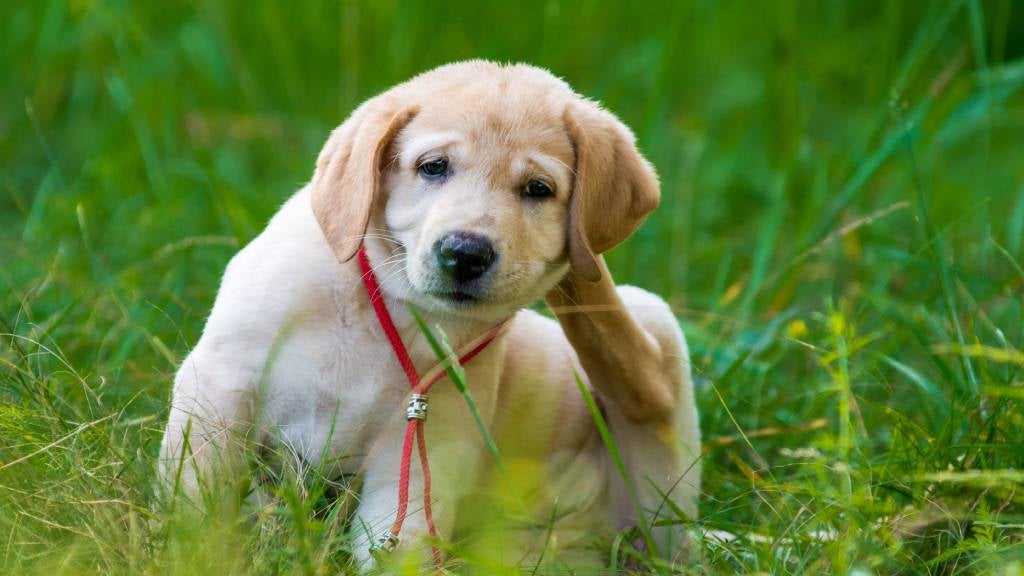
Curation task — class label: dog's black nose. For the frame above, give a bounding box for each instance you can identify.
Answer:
[434,232,496,283]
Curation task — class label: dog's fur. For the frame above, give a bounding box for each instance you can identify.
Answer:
[159,61,700,569]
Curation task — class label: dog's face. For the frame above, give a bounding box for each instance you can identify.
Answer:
[312,61,660,320]
[380,88,575,318]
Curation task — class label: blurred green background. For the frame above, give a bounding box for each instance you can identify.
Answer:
[2,1,1023,574]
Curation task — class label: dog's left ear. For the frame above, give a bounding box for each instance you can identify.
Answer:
[563,100,660,282]
[311,101,420,263]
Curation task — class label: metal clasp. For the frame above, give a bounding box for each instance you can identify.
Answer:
[371,530,399,554]
[406,393,429,421]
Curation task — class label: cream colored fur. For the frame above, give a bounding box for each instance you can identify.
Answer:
[159,60,701,571]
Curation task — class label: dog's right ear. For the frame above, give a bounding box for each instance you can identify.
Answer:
[311,102,419,263]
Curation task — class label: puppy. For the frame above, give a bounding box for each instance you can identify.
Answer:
[159,60,700,570]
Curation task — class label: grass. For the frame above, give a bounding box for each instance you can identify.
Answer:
[2,0,1023,573]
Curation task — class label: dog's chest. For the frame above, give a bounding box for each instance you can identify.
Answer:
[251,299,404,474]
[253,294,455,478]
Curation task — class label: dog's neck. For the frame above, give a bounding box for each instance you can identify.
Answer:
[384,296,494,353]
[354,239,504,370]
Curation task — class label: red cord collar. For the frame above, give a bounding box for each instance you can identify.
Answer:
[357,246,505,566]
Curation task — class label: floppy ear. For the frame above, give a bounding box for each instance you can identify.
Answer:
[311,102,420,263]
[564,100,660,282]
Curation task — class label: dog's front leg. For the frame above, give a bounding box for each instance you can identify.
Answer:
[545,257,677,424]
[159,350,255,515]
[350,415,438,569]
[352,355,501,570]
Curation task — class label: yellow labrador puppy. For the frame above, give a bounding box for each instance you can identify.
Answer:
[160,60,700,570]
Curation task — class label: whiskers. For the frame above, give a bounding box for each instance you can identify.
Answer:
[373,258,413,297]
[353,237,452,314]
[350,232,406,248]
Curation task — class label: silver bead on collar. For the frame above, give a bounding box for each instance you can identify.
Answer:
[406,393,429,421]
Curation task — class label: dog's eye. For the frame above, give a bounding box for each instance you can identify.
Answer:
[525,179,553,199]
[419,158,449,179]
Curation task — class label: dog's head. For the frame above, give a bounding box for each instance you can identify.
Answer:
[311,61,659,319]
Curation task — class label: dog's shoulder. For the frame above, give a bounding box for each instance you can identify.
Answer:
[197,186,354,354]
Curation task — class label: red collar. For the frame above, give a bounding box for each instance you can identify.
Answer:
[357,246,505,565]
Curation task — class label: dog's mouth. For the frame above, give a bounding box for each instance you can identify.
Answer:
[420,266,492,306]
[426,289,480,304]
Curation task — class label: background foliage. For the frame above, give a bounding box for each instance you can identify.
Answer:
[2,0,1023,573]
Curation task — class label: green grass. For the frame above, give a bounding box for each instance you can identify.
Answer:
[2,0,1023,573]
